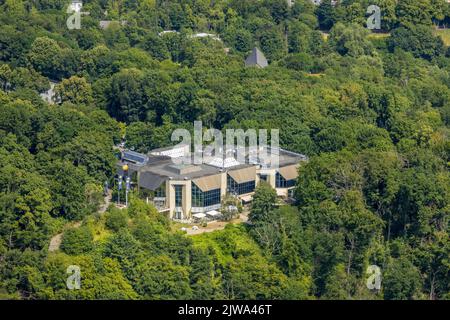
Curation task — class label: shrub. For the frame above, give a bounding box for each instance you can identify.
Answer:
[61,227,93,255]
[105,208,128,232]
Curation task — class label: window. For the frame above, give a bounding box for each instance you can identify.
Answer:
[192,183,221,208]
[227,175,256,195]
[174,185,183,207]
[275,172,295,188]
[288,188,295,198]
[174,209,182,220]
[259,174,268,182]
[155,184,166,198]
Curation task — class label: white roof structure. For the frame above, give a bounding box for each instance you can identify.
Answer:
[189,33,222,42]
[158,31,222,42]
[69,0,82,13]
[310,0,338,5]
[158,30,180,36]
[99,20,127,30]
[206,210,221,217]
[150,145,189,158]
[40,81,58,104]
[206,156,242,169]
[192,213,206,219]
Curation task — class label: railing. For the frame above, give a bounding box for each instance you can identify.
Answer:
[191,203,221,213]
[152,197,168,212]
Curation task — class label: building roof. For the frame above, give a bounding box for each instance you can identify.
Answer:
[117,146,307,186]
[277,148,308,167]
[139,172,167,191]
[192,174,222,192]
[141,157,253,181]
[245,47,269,68]
[278,164,299,181]
[228,166,257,183]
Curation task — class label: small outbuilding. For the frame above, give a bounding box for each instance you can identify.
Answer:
[245,47,269,68]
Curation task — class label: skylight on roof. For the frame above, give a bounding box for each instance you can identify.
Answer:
[206,157,241,168]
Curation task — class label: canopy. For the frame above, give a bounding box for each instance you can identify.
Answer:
[193,174,222,192]
[228,166,256,184]
[192,213,206,219]
[278,165,299,181]
[139,171,167,191]
[206,210,221,217]
[240,194,253,203]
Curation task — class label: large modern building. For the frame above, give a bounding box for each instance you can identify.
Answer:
[117,145,307,220]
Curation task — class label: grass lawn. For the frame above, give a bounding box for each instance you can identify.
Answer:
[85,215,112,242]
[305,73,325,77]
[367,32,390,39]
[321,31,329,41]
[435,28,450,46]
[191,224,261,265]
[171,221,192,232]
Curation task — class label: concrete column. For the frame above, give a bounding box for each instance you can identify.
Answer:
[168,182,175,219]
[183,180,192,219]
[220,172,227,197]
[268,170,276,189]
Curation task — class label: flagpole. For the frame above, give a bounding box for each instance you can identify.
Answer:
[118,175,122,206]
[125,177,130,207]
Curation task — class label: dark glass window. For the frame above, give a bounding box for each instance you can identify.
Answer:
[275,172,295,188]
[175,185,183,207]
[227,175,256,195]
[155,184,166,197]
[259,174,268,182]
[192,183,221,208]
[288,188,295,198]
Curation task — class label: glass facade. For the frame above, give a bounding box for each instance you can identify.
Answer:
[275,172,296,188]
[174,185,183,207]
[191,183,221,208]
[155,184,166,197]
[227,175,256,195]
[259,174,268,182]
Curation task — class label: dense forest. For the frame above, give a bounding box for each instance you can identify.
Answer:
[0,0,449,300]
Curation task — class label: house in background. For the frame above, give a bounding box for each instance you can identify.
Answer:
[245,47,269,68]
[310,0,338,5]
[117,145,307,221]
[99,20,127,29]
[40,81,58,104]
[69,0,83,13]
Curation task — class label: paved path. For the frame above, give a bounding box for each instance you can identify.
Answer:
[48,221,82,252]
[48,233,63,252]
[98,191,112,214]
[48,192,111,252]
